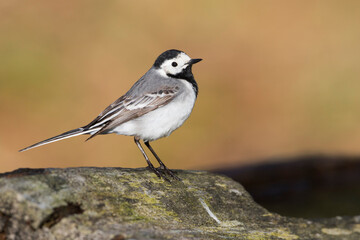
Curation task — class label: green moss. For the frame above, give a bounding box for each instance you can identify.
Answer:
[243,230,299,240]
[0,167,359,239]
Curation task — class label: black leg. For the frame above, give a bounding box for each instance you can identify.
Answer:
[134,137,169,181]
[144,141,181,181]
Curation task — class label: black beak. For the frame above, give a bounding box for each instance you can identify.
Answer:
[189,58,202,65]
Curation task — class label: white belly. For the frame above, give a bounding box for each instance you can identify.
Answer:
[111,81,196,141]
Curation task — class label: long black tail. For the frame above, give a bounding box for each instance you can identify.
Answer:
[19,127,99,152]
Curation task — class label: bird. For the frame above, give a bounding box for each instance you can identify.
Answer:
[19,49,202,181]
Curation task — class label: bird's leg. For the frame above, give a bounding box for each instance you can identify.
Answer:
[144,141,181,181]
[134,137,169,181]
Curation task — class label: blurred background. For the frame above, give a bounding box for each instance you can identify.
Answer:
[1,1,360,217]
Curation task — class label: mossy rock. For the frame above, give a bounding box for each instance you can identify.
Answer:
[0,167,359,239]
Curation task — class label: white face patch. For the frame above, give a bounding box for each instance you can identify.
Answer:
[158,52,192,77]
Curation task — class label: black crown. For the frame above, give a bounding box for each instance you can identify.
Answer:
[153,49,182,68]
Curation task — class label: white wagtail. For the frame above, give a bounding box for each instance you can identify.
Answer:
[20,49,202,181]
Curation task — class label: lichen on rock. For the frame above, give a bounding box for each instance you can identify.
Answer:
[0,167,359,239]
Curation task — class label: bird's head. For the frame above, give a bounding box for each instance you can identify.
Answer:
[153,49,202,79]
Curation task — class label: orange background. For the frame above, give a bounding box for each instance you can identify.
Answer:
[1,1,360,172]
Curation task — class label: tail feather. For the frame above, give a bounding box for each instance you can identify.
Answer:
[19,127,98,152]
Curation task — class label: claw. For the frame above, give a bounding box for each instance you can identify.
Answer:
[146,166,161,178]
[142,140,181,182]
[146,166,171,182]
[157,166,181,181]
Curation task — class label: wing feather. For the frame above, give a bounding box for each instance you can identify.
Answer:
[84,87,179,139]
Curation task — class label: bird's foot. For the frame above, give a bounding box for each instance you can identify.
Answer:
[156,165,181,181]
[146,166,171,182]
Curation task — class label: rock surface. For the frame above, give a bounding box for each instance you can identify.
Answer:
[0,167,360,240]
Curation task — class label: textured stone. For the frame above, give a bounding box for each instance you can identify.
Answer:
[0,167,359,240]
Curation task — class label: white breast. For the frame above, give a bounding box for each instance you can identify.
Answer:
[111,80,196,141]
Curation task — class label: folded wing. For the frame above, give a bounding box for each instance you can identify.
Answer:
[85,87,179,140]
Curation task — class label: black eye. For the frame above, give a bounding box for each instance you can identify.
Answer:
[172,62,178,67]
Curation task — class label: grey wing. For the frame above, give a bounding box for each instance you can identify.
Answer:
[84,86,179,140]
